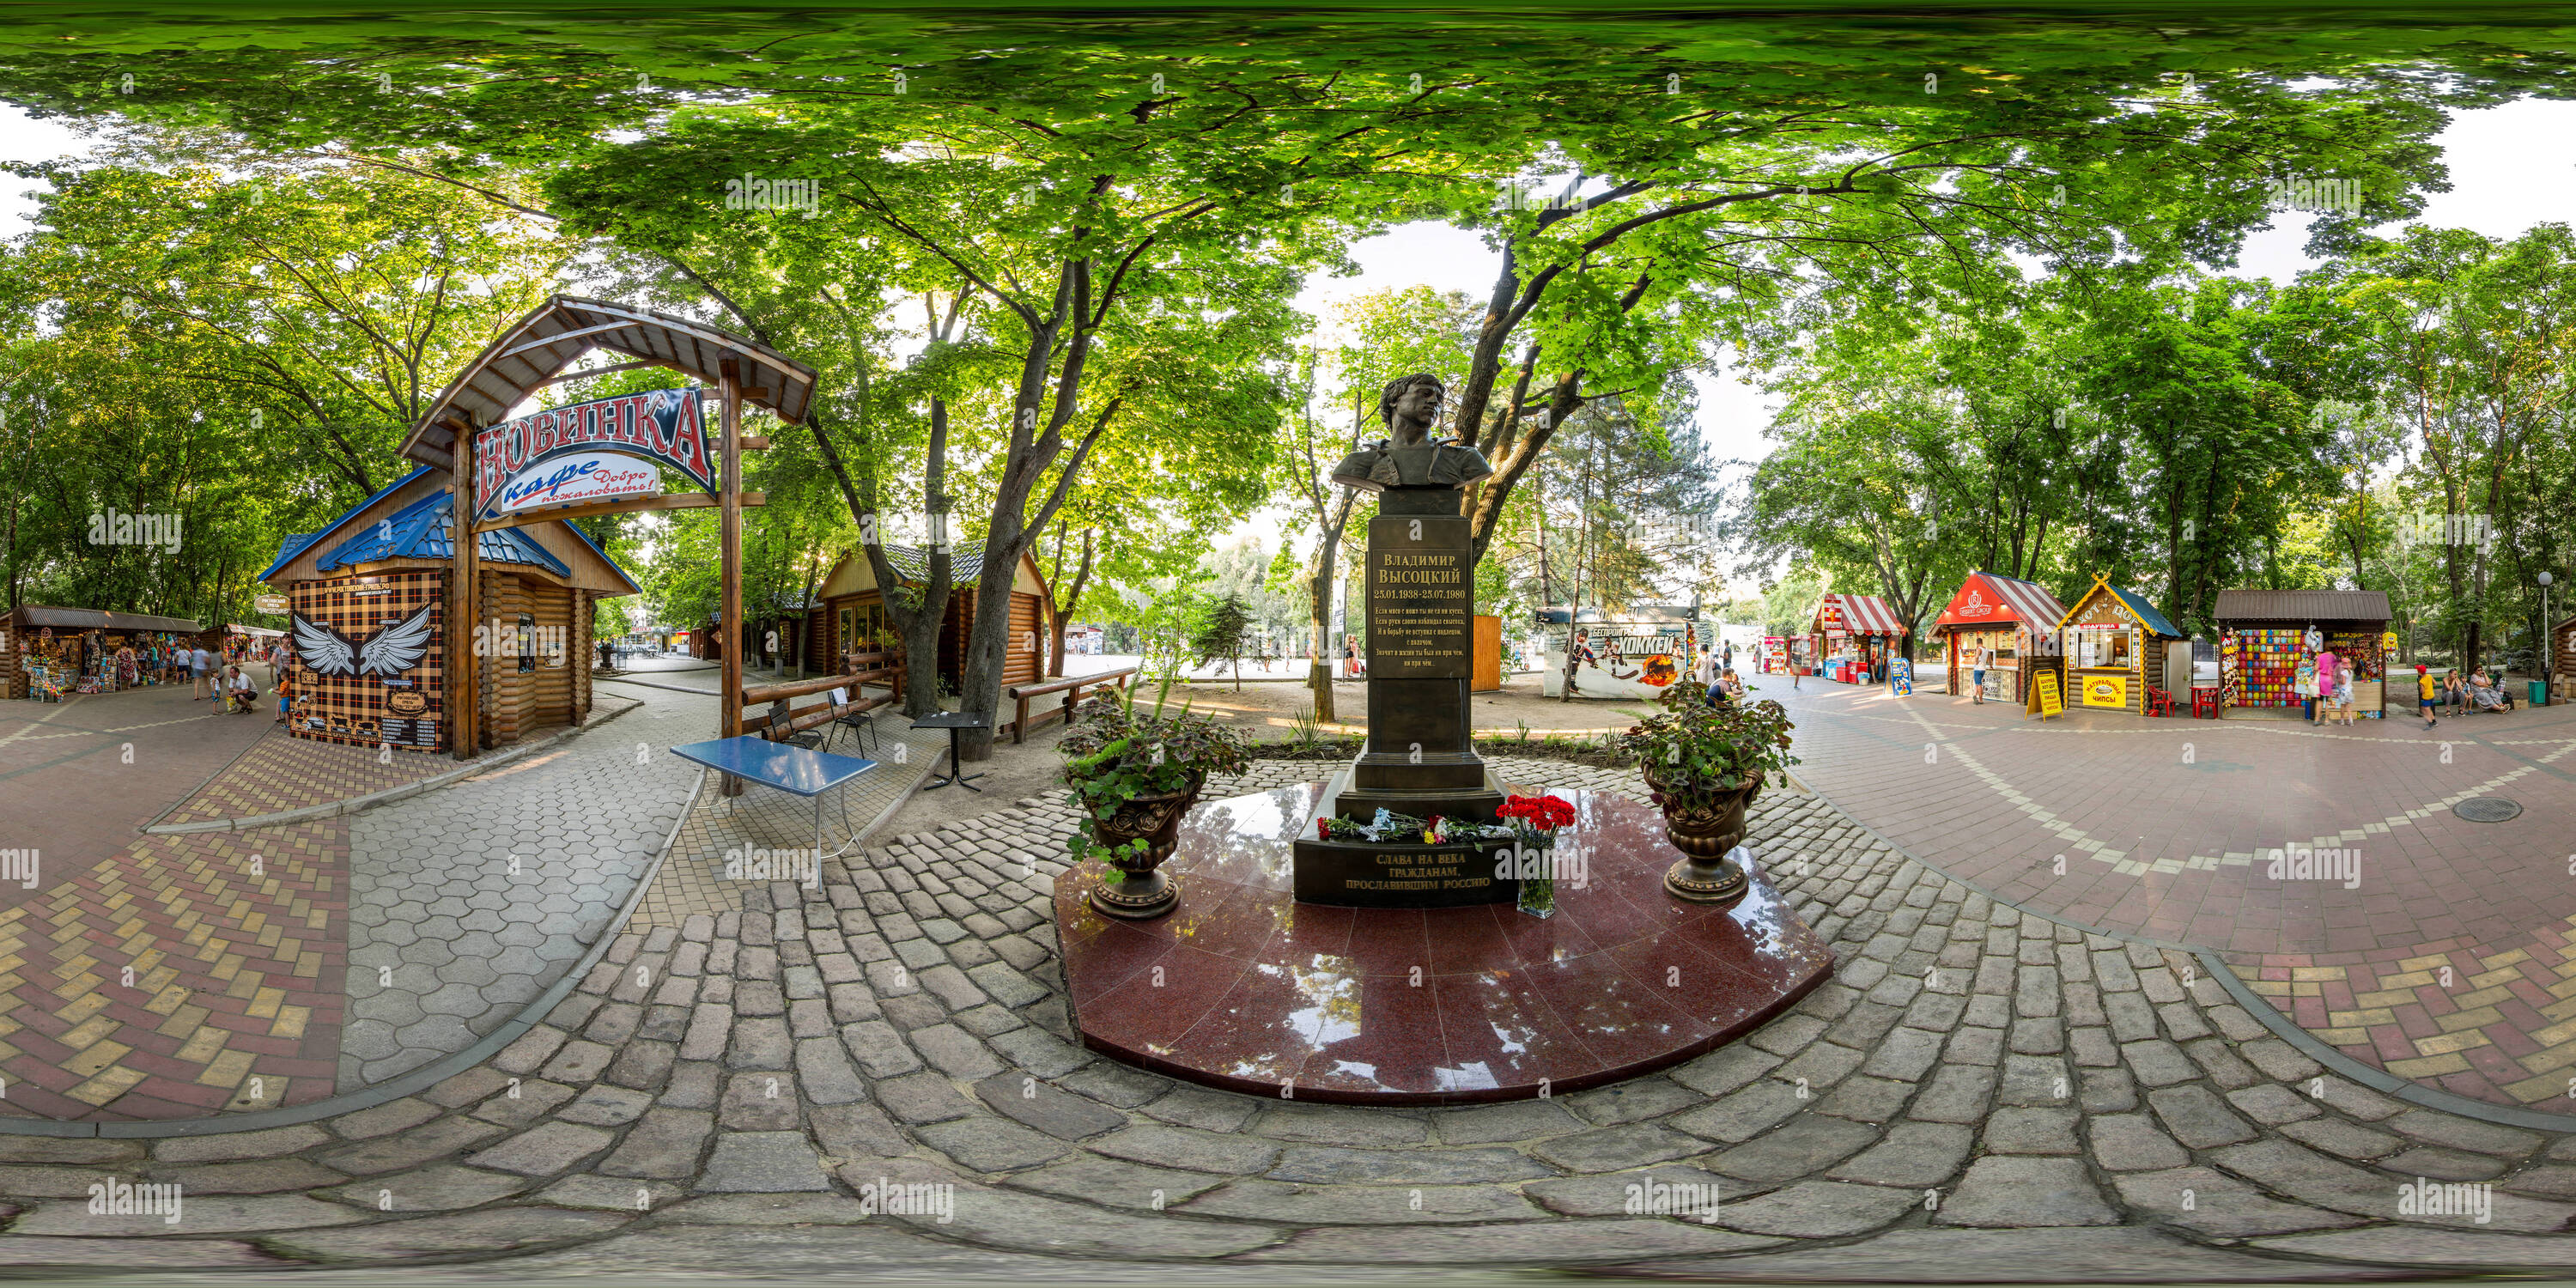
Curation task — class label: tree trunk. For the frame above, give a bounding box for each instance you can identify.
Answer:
[1045,527,1093,679]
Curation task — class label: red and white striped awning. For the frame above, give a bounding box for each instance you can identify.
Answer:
[1820,593,1909,637]
[1935,572,2069,631]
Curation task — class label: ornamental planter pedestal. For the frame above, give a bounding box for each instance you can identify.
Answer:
[1643,768,1763,903]
[1082,773,1206,920]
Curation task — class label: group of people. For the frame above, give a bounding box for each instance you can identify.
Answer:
[181,642,266,714]
[2411,664,2515,728]
[1692,643,1747,707]
[2302,647,2362,727]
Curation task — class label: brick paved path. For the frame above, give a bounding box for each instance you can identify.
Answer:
[0,683,273,909]
[0,683,698,1120]
[1764,675,2576,1111]
[5,758,2569,1278]
[157,726,470,827]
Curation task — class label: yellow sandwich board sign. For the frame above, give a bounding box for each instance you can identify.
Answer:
[2033,671,2064,720]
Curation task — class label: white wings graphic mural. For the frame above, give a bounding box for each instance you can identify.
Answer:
[292,605,436,678]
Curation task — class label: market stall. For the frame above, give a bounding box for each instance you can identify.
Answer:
[2051,574,2184,716]
[0,605,206,701]
[1930,571,2069,704]
[2213,590,2391,720]
[1758,635,1790,676]
[1807,592,1909,684]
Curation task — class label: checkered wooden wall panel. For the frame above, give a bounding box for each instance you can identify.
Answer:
[288,572,446,750]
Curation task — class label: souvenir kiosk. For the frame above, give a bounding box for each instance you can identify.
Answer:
[260,465,641,750]
[0,605,206,700]
[1930,571,2069,704]
[2213,590,2391,720]
[2052,574,2184,716]
[1808,592,1908,684]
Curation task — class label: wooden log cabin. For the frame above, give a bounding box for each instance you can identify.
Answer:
[258,466,640,751]
[805,543,1052,700]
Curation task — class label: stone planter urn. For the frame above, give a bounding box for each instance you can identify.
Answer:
[1643,767,1762,902]
[1081,771,1206,920]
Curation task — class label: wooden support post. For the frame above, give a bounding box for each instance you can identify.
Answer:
[720,362,745,796]
[452,422,481,760]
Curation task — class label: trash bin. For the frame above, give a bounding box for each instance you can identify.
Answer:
[2532,679,2549,707]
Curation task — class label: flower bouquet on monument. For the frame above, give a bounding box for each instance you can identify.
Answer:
[1058,686,1251,920]
[1616,680,1799,902]
[1497,793,1578,918]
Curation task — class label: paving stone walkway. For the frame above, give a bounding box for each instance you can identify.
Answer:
[7,756,2572,1278]
[1765,674,2576,1113]
[337,690,703,1092]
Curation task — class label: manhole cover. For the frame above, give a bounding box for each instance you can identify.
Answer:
[2455,798,2524,823]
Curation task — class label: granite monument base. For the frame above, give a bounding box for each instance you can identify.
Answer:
[1290,767,1515,908]
[1056,781,1835,1105]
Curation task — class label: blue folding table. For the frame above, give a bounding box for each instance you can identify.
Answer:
[668,735,878,859]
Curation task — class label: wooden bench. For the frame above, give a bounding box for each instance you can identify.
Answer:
[740,651,907,748]
[1005,667,1140,744]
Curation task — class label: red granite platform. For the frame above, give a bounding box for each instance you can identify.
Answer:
[1055,782,1834,1105]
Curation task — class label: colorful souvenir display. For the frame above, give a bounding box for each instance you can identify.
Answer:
[2233,628,2305,707]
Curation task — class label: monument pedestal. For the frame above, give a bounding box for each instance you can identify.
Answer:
[1059,782,1835,1104]
[1295,486,1512,908]
[1291,767,1516,908]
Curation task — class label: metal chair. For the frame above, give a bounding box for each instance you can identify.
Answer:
[824,686,881,756]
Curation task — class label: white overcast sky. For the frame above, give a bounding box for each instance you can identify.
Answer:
[7,94,2576,581]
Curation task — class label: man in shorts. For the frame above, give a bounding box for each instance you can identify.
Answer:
[2416,663,2439,730]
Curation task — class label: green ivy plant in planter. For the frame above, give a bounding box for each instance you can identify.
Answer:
[1616,679,1800,902]
[1059,686,1251,920]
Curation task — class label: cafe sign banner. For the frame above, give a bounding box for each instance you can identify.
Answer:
[491,452,662,515]
[474,388,711,520]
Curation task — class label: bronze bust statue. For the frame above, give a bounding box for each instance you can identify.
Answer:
[1331,374,1496,493]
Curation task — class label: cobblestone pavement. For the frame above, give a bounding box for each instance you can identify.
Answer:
[337,687,707,1091]
[0,682,272,908]
[1760,673,2576,1111]
[7,756,2573,1278]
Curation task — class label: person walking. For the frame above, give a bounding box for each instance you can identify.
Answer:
[189,642,212,701]
[2416,664,2439,729]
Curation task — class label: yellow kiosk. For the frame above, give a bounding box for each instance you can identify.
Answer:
[2050,574,2184,717]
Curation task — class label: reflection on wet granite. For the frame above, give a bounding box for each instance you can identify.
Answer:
[1054,783,1834,1105]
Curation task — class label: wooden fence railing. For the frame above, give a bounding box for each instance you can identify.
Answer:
[1004,666,1139,744]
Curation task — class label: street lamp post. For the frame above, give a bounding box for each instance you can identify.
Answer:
[2543,571,2555,707]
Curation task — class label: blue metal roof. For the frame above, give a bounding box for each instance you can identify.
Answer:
[315,489,571,578]
[2108,585,2184,640]
[258,465,435,582]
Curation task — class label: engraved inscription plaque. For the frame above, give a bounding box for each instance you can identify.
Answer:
[1365,514,1472,680]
